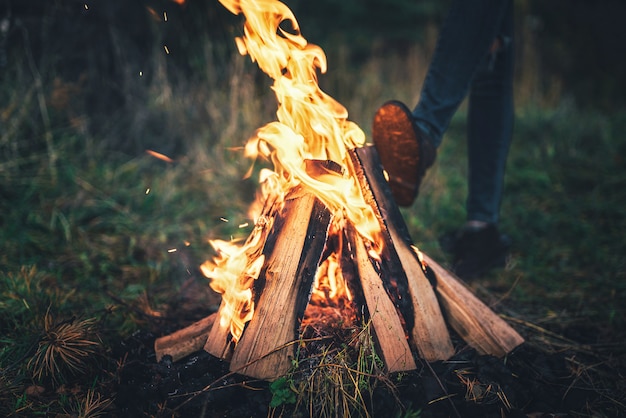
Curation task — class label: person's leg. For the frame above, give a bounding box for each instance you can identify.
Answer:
[373,0,513,207]
[466,0,514,225]
[446,0,514,279]
[413,0,511,147]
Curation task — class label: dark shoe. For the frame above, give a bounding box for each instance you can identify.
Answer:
[440,224,511,280]
[372,100,436,207]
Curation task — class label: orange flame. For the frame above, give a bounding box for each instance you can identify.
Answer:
[201,170,281,343]
[202,0,382,343]
[200,240,263,341]
[310,253,352,306]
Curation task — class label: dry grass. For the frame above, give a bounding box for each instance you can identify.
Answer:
[73,389,114,418]
[27,310,101,382]
[282,321,404,418]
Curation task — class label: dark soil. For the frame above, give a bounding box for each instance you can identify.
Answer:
[112,326,624,417]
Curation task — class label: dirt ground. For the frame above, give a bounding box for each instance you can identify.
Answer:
[112,290,625,418]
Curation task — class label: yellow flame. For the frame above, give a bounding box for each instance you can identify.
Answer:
[224,0,378,241]
[310,252,352,306]
[202,0,383,343]
[201,171,280,342]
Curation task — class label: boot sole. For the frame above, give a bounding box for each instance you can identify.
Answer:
[372,100,422,207]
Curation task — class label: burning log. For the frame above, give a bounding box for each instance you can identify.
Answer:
[349,225,416,372]
[155,147,524,380]
[349,146,455,362]
[350,145,522,358]
[202,188,281,361]
[228,188,332,379]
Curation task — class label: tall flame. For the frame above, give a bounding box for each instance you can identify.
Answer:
[202,0,382,343]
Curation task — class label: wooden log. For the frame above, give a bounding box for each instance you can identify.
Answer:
[203,301,236,360]
[350,229,417,372]
[349,146,455,361]
[155,313,217,362]
[204,188,282,360]
[391,234,455,361]
[421,253,524,357]
[228,190,332,380]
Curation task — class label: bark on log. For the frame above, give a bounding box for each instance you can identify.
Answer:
[349,146,455,361]
[155,313,216,362]
[422,253,524,357]
[228,190,332,380]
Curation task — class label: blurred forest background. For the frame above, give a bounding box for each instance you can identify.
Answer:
[1,0,625,416]
[2,0,625,157]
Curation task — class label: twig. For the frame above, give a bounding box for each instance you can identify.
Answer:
[489,273,522,308]
[502,315,597,355]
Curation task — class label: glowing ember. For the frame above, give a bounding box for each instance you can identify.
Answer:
[202,0,382,343]
[146,149,174,163]
[302,222,359,331]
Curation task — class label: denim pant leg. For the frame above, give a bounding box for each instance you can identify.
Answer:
[412,0,512,146]
[466,1,514,224]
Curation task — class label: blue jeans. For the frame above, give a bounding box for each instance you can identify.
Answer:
[413,0,514,224]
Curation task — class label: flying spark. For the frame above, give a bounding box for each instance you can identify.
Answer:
[163,11,168,21]
[220,217,229,223]
[145,188,151,195]
[146,149,174,163]
[168,248,177,253]
[164,45,170,54]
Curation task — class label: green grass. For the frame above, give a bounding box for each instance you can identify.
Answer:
[409,105,626,331]
[1,35,625,416]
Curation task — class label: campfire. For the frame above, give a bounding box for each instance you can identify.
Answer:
[155,0,523,381]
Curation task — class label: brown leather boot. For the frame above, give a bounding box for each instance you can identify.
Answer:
[372,100,436,207]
